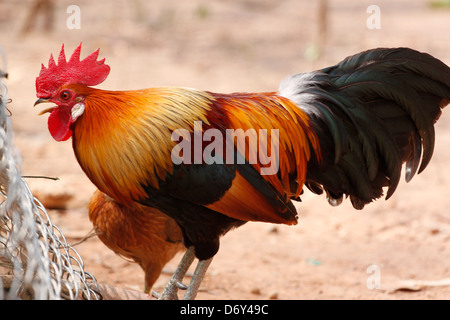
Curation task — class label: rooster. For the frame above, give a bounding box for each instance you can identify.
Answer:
[88,190,184,294]
[35,44,450,299]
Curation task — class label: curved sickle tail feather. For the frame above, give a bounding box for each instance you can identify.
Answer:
[279,47,450,209]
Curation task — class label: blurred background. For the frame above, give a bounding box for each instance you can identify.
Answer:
[1,0,450,299]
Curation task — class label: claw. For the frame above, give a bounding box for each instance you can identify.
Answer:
[177,281,188,290]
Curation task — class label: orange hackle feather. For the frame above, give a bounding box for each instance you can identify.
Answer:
[69,84,214,204]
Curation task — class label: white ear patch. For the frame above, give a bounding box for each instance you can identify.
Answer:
[71,103,85,121]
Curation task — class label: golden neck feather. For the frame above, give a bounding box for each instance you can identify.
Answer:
[70,85,213,203]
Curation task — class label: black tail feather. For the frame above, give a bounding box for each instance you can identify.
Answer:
[280,47,450,209]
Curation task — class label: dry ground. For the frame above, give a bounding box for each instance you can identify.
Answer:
[1,0,450,300]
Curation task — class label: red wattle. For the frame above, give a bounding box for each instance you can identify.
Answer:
[48,107,73,141]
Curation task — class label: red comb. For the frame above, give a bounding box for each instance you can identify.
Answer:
[36,43,110,97]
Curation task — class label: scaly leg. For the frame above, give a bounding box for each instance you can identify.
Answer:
[156,246,196,300]
[183,257,213,300]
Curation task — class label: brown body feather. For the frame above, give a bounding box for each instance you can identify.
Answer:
[88,190,184,293]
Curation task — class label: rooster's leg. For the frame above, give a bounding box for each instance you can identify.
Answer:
[183,257,213,300]
[156,246,196,300]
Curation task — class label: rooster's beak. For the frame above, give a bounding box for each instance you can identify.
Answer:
[34,98,56,115]
[34,98,51,106]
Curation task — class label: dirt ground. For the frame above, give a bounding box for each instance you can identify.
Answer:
[1,0,450,300]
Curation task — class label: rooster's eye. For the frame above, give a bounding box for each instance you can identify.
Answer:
[60,91,71,100]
